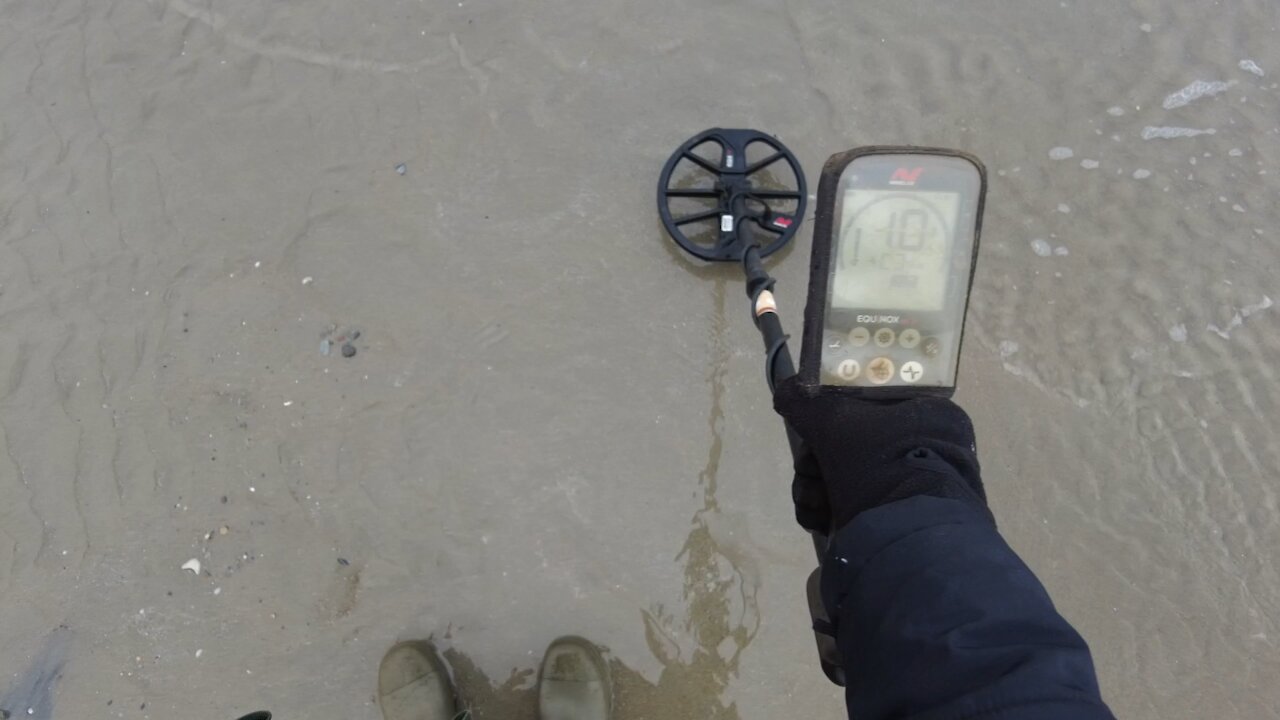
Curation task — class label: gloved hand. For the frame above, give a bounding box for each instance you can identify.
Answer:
[773,376,992,534]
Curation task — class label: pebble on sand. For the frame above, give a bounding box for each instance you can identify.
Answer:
[1049,147,1074,160]
[396,163,407,175]
[181,559,202,575]
[342,343,357,358]
[1030,239,1053,257]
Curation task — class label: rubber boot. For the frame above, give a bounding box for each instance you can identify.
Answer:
[378,641,467,720]
[537,636,612,720]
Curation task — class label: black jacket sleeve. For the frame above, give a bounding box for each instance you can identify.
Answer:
[823,495,1116,720]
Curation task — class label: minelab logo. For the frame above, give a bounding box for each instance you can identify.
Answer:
[889,167,924,186]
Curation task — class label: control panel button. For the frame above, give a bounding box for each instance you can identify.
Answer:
[867,357,895,385]
[836,359,861,381]
[922,337,942,357]
[899,328,921,349]
[900,361,924,383]
[824,331,846,351]
[849,327,871,347]
[874,328,896,348]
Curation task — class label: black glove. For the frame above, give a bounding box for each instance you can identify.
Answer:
[773,376,992,534]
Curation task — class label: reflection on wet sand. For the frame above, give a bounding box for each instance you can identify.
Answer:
[0,627,71,720]
[437,278,759,719]
[440,647,537,720]
[618,276,759,719]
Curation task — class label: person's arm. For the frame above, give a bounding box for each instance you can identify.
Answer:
[826,495,1113,720]
[773,383,1114,720]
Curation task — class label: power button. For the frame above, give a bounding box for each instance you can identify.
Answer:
[836,359,861,381]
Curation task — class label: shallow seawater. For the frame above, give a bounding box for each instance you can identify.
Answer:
[0,1,1278,718]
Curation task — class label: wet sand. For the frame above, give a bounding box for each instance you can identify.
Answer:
[1,0,1279,718]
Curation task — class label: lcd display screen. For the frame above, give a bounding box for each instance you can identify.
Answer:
[831,189,960,313]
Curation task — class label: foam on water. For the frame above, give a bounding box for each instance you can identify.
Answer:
[1162,80,1236,109]
[1142,126,1217,140]
[1207,296,1273,339]
[1239,59,1265,77]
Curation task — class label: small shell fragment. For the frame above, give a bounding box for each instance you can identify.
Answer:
[181,559,202,575]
